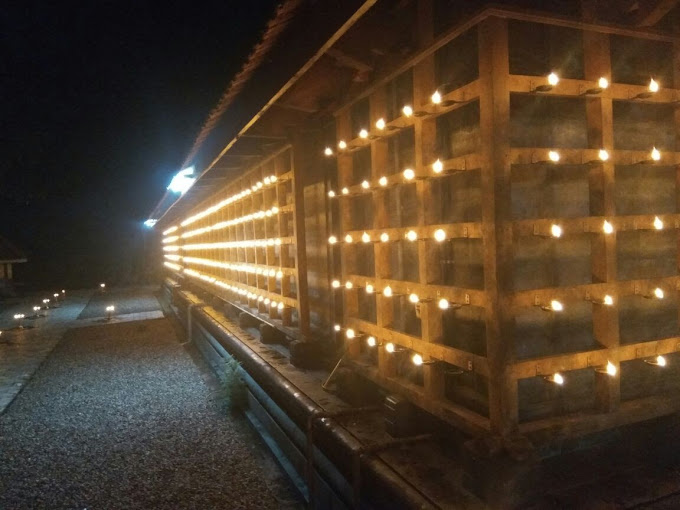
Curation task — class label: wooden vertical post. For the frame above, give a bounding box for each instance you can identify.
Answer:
[478,16,517,436]
[369,87,396,376]
[289,146,310,330]
[336,111,360,357]
[413,0,444,398]
[584,31,620,412]
[673,41,680,355]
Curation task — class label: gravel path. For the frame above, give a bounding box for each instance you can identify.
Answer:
[78,286,161,320]
[0,318,302,509]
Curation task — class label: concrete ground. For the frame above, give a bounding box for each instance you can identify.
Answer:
[0,287,302,509]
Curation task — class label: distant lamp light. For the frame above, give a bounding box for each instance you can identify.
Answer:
[334,324,341,332]
[105,305,115,321]
[144,219,158,228]
[328,190,335,198]
[345,281,353,290]
[366,284,374,294]
[385,342,396,353]
[341,187,349,195]
[645,355,667,367]
[603,295,614,306]
[603,220,614,235]
[402,105,413,117]
[359,129,369,139]
[361,180,370,190]
[328,235,338,245]
[379,176,388,187]
[434,228,446,242]
[548,72,559,86]
[14,313,25,329]
[344,234,353,244]
[438,298,449,310]
[598,149,609,161]
[332,279,341,289]
[277,302,284,311]
[346,328,356,339]
[545,372,564,385]
[380,232,390,243]
[654,216,664,230]
[361,232,371,243]
[412,353,424,366]
[408,293,419,304]
[375,118,386,130]
[550,224,562,238]
[405,230,418,242]
[432,159,443,174]
[324,147,333,156]
[651,147,661,161]
[431,90,442,104]
[167,166,196,195]
[367,336,377,347]
[653,287,664,299]
[403,168,415,181]
[338,140,347,150]
[548,150,560,162]
[383,286,393,297]
[605,361,617,376]
[598,77,609,89]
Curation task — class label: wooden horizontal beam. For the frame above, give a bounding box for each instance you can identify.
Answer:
[344,274,487,307]
[513,213,680,237]
[344,222,482,241]
[349,359,491,436]
[509,74,680,104]
[509,148,680,166]
[347,316,491,377]
[511,275,680,310]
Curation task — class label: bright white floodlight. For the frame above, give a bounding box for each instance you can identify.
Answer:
[167,166,196,195]
[144,219,158,228]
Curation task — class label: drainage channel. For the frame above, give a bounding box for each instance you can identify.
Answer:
[166,282,484,510]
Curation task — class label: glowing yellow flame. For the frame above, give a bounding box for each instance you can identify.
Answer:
[606,361,617,376]
[344,234,353,243]
[649,78,659,93]
[406,230,418,242]
[342,187,349,195]
[346,328,356,339]
[654,216,663,230]
[603,295,614,306]
[376,118,386,130]
[380,232,389,242]
[409,293,419,304]
[332,280,341,289]
[548,150,560,162]
[552,373,564,385]
[402,105,413,117]
[438,298,449,310]
[361,180,370,189]
[431,90,442,104]
[551,224,562,238]
[654,287,664,299]
[550,300,563,312]
[432,159,443,174]
[598,77,609,89]
[383,286,393,297]
[385,342,395,353]
[362,232,371,243]
[651,147,661,161]
[328,235,338,244]
[345,281,353,290]
[403,168,415,180]
[334,324,341,332]
[324,147,333,156]
[547,72,559,86]
[603,220,614,234]
[412,353,424,366]
[367,336,377,347]
[366,284,374,294]
[359,129,368,139]
[338,140,347,149]
[434,228,446,242]
[598,149,609,161]
[379,176,388,186]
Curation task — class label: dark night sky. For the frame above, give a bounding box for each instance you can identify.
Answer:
[1,1,280,290]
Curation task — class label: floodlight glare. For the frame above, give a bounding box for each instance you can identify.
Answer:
[144,219,158,228]
[167,166,196,195]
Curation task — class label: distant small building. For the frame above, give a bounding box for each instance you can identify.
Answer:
[0,235,27,282]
